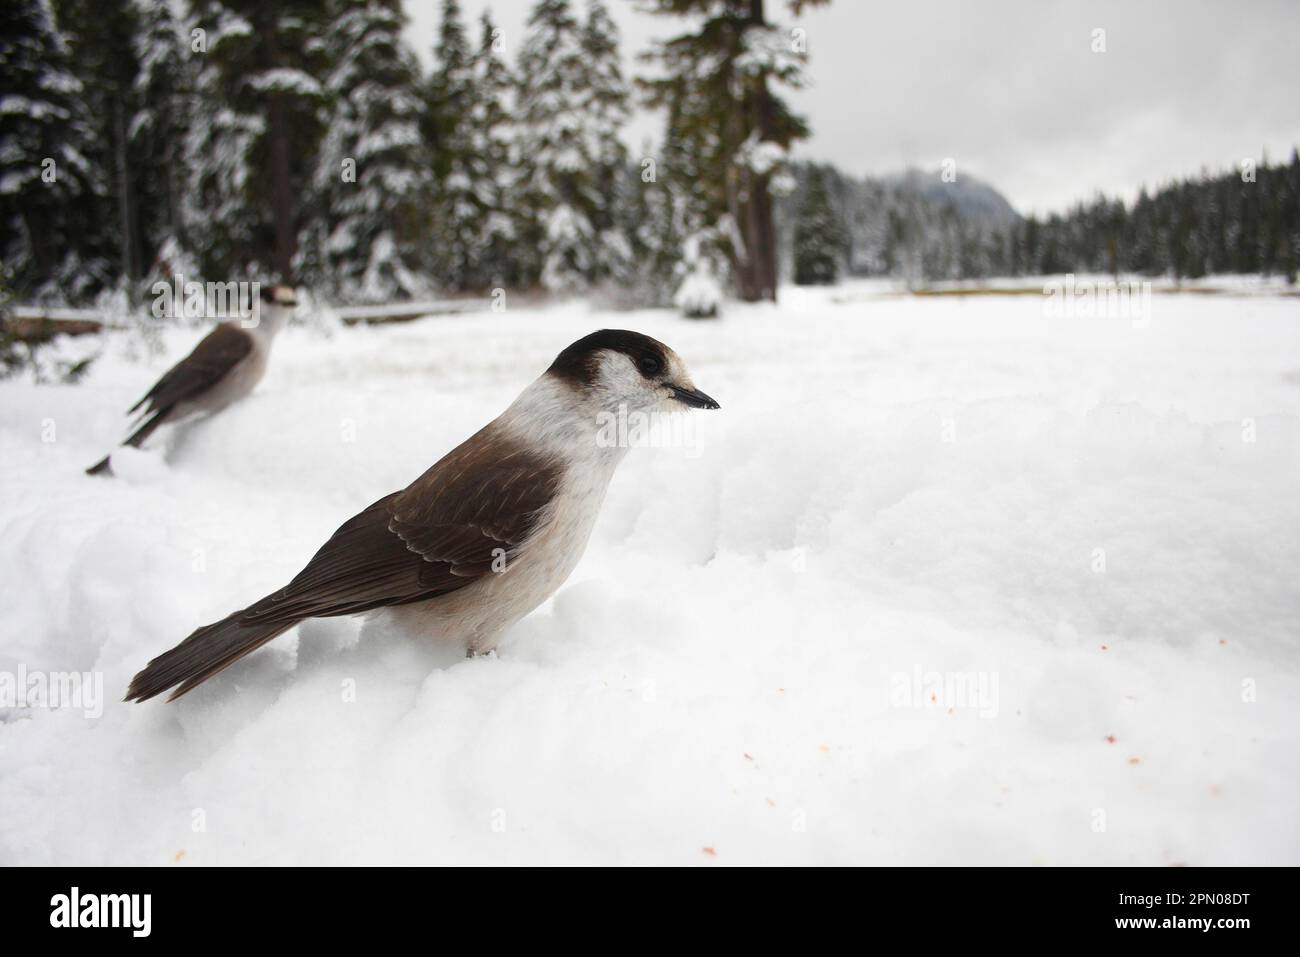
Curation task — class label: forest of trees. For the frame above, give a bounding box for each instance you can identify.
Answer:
[4,0,1296,309]
[1,0,824,307]
[996,156,1300,282]
[784,153,1300,285]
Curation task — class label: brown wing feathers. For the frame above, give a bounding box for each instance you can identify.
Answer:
[128,322,253,418]
[390,437,558,565]
[125,427,562,702]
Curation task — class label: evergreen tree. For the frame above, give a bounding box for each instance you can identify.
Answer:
[654,69,718,241]
[640,0,829,302]
[428,0,479,289]
[131,0,194,279]
[514,0,626,291]
[464,11,519,290]
[308,0,431,301]
[55,0,145,282]
[185,0,328,283]
[580,0,633,285]
[183,2,261,281]
[792,165,842,284]
[0,0,109,300]
[624,144,682,305]
[427,0,472,178]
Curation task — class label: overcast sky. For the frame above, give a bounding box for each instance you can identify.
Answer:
[407,0,1300,216]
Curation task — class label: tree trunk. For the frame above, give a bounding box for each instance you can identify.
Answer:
[112,96,139,280]
[167,120,185,252]
[750,0,777,300]
[267,93,296,283]
[724,88,753,299]
[730,0,778,303]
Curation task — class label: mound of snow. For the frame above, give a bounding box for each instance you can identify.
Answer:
[675,263,723,319]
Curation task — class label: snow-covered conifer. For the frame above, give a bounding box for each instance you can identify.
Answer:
[0,0,109,300]
[792,165,843,285]
[428,0,479,290]
[309,0,431,302]
[185,1,328,283]
[131,0,194,281]
[515,0,631,291]
[464,11,519,290]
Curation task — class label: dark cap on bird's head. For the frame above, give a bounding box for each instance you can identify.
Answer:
[546,329,720,411]
[258,283,298,308]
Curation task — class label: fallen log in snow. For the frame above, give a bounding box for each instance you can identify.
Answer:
[4,308,109,342]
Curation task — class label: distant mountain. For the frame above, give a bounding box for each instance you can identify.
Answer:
[887,168,1020,229]
[778,162,1022,281]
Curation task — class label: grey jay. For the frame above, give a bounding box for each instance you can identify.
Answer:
[126,329,719,702]
[86,283,298,475]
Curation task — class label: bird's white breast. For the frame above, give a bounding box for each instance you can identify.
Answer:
[172,328,273,421]
[379,376,627,652]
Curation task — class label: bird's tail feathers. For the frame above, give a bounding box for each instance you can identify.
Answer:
[123,408,169,449]
[85,455,113,476]
[125,606,297,703]
[85,408,170,476]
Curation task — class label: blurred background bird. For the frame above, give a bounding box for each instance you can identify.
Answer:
[85,284,298,476]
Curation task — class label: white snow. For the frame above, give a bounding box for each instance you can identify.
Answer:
[245,68,324,99]
[2,284,1299,865]
[734,23,808,86]
[734,132,789,176]
[674,261,723,318]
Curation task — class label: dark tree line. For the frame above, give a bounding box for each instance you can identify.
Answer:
[785,152,1300,285]
[2,0,827,307]
[999,155,1300,281]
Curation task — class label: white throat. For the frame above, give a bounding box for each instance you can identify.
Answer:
[248,304,293,343]
[499,375,630,469]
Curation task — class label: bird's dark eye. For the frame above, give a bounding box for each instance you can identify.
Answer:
[638,354,663,377]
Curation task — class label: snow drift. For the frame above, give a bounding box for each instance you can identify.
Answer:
[1,283,1298,865]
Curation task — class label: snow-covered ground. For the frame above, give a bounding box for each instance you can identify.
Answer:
[2,282,1299,865]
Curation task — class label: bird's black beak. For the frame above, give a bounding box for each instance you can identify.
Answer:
[669,384,721,410]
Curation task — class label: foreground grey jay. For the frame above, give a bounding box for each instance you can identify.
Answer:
[126,329,719,702]
[86,284,298,475]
